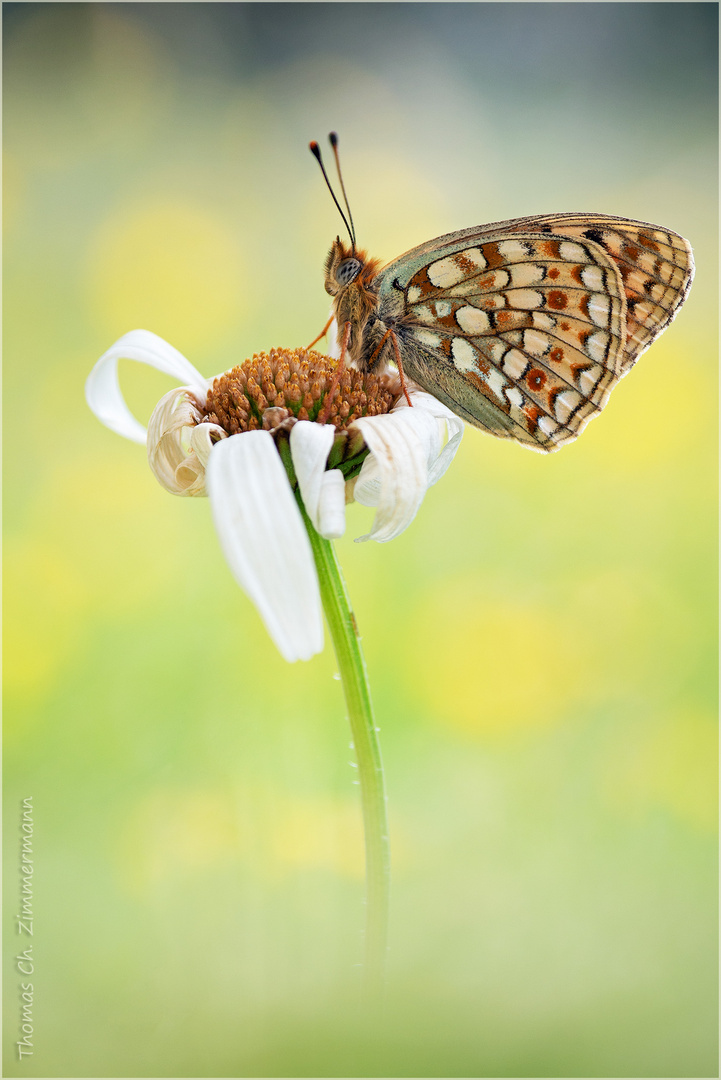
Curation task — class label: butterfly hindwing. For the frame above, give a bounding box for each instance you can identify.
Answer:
[373,213,693,450]
[378,229,628,450]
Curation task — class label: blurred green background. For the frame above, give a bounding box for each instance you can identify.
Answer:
[3,3,717,1077]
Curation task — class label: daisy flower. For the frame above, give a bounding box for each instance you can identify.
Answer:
[86,329,463,662]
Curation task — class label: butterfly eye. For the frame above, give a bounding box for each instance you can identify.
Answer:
[335,258,362,287]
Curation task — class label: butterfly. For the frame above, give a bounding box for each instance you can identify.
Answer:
[310,134,694,452]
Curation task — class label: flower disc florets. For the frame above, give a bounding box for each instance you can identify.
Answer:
[201,348,401,484]
[202,348,399,434]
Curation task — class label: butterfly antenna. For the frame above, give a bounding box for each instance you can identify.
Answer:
[309,140,355,253]
[328,132,357,254]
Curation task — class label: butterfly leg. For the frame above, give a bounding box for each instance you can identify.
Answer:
[306,314,335,352]
[367,325,413,407]
[389,329,413,408]
[317,320,351,425]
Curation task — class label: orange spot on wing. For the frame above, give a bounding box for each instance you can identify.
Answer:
[543,240,561,259]
[638,232,660,252]
[549,347,564,362]
[623,244,639,261]
[548,290,568,310]
[527,368,547,391]
[571,362,592,382]
[481,242,504,268]
[524,404,541,433]
[579,294,590,318]
[453,252,478,275]
[571,265,584,285]
[548,267,560,280]
[409,265,437,298]
[560,321,570,331]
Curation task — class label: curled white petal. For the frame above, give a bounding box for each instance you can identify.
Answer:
[146,388,225,497]
[207,431,324,663]
[190,420,227,469]
[289,421,339,534]
[351,413,428,543]
[85,329,210,444]
[318,470,346,539]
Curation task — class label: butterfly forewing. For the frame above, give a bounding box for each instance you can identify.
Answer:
[380,231,627,450]
[374,213,693,450]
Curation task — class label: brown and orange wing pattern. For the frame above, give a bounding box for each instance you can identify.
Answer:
[377,214,693,451]
[503,214,694,372]
[380,232,627,451]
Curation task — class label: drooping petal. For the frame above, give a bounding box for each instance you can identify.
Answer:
[207,430,324,662]
[290,421,346,539]
[395,389,464,486]
[146,388,202,495]
[318,470,347,539]
[85,329,210,444]
[351,412,429,543]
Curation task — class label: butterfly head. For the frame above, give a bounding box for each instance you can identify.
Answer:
[323,237,378,296]
[311,136,384,369]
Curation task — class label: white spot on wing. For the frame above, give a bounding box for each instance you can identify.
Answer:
[538,416,558,436]
[507,289,543,310]
[428,256,466,288]
[585,330,608,363]
[455,306,491,334]
[413,328,442,350]
[554,389,582,423]
[501,349,528,380]
[581,265,604,291]
[578,364,602,395]
[506,386,524,407]
[522,329,550,357]
[407,285,422,303]
[485,367,507,402]
[588,294,610,327]
[559,241,587,263]
[498,240,533,261]
[487,339,508,364]
[510,262,544,288]
[532,311,556,331]
[451,337,480,372]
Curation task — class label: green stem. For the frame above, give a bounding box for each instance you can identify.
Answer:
[296,493,390,997]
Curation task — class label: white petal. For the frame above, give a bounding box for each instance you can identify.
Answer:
[351,413,428,543]
[207,431,324,662]
[395,388,465,486]
[289,421,337,533]
[190,421,228,468]
[318,470,346,539]
[327,315,341,360]
[390,386,464,483]
[85,329,209,444]
[146,388,228,497]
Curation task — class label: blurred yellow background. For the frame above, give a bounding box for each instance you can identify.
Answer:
[3,4,717,1077]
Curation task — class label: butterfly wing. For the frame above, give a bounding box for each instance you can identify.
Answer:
[378,229,628,451]
[376,215,692,451]
[506,214,694,371]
